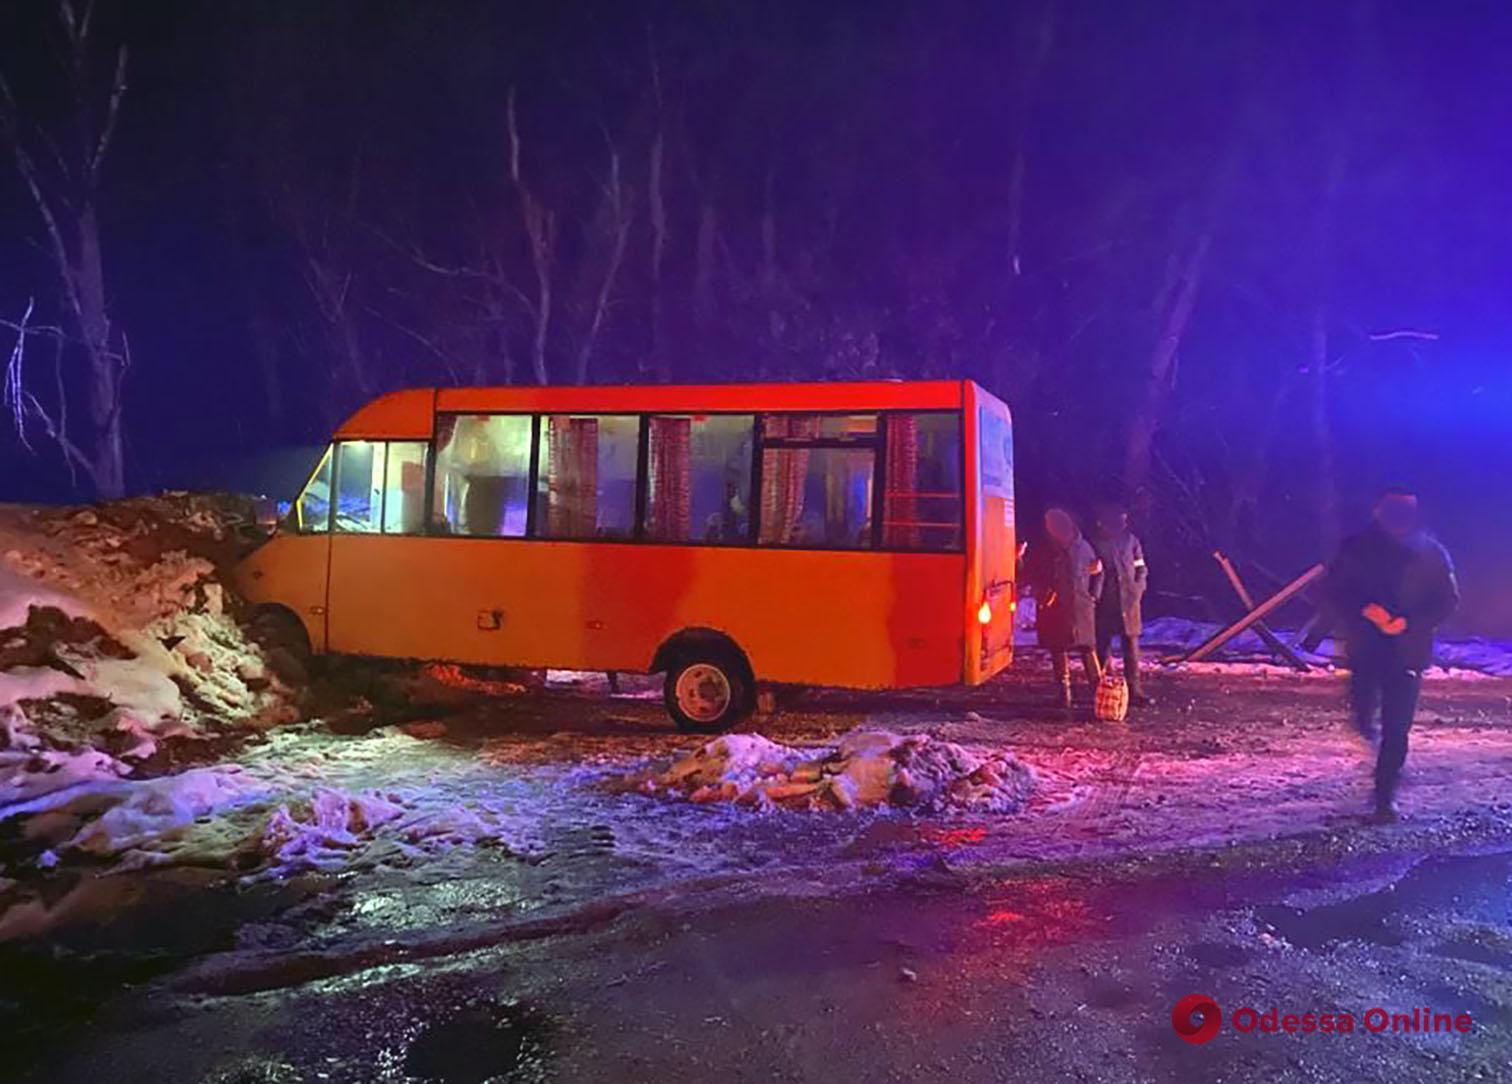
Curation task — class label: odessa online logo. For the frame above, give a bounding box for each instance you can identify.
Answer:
[1172,994,1223,1045]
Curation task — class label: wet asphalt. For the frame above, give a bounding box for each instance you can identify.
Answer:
[6,665,1512,1083]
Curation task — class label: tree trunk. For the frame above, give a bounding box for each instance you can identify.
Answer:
[1123,228,1213,507]
[647,127,668,382]
[1308,299,1340,552]
[1308,136,1351,554]
[1,18,131,499]
[76,205,125,498]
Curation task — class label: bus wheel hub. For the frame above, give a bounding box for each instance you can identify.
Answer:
[676,664,732,722]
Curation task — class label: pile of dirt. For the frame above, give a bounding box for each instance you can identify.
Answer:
[0,495,296,812]
[625,730,1036,813]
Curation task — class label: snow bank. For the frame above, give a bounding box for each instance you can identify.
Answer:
[0,565,89,630]
[3,728,548,881]
[69,767,270,857]
[1143,615,1512,678]
[0,497,296,809]
[1435,638,1512,678]
[627,730,1035,813]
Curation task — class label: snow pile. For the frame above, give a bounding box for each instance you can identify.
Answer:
[2,729,548,879]
[69,766,271,858]
[1435,639,1512,678]
[261,787,544,874]
[628,730,1035,813]
[261,788,406,870]
[1143,615,1512,678]
[0,497,296,808]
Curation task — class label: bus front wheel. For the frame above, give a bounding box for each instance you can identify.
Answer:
[664,650,753,733]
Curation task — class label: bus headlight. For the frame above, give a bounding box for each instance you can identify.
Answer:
[977,600,993,625]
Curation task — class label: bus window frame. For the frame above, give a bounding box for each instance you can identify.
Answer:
[327,438,433,538]
[294,444,335,534]
[415,407,966,556]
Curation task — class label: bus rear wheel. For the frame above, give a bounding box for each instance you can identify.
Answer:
[664,650,753,733]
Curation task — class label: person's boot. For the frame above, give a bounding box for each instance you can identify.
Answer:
[1370,795,1398,824]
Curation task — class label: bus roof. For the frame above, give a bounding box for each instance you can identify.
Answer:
[333,380,987,440]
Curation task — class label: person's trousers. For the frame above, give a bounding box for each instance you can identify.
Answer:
[1350,655,1422,808]
[1051,648,1102,691]
[1095,630,1142,693]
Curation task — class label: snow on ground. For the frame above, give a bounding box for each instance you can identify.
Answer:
[623,730,1035,812]
[0,497,296,810]
[1139,615,1512,679]
[0,726,549,904]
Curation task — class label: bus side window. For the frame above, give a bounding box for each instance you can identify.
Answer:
[882,413,963,551]
[535,415,638,540]
[757,414,877,549]
[431,415,532,537]
[333,441,384,533]
[382,442,429,534]
[646,415,754,543]
[296,446,333,533]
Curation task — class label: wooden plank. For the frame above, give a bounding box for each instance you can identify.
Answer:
[1177,563,1327,664]
[1213,552,1311,671]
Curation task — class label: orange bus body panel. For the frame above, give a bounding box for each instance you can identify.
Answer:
[237,533,331,650]
[333,388,436,440]
[324,538,964,688]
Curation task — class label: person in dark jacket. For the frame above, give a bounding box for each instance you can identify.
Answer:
[1030,507,1104,708]
[1326,487,1459,822]
[1090,503,1151,705]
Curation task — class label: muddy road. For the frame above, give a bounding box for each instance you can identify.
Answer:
[5,661,1512,1082]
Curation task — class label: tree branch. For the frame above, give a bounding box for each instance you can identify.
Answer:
[89,47,129,187]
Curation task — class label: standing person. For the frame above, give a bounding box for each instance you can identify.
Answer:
[1090,502,1151,705]
[1326,487,1459,822]
[1030,507,1104,708]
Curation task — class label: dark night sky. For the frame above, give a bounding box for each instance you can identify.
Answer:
[1,0,1509,632]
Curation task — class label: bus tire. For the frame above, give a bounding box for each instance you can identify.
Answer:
[663,648,753,733]
[249,606,314,686]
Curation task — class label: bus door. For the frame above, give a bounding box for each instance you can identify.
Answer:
[969,384,1016,682]
[324,439,438,658]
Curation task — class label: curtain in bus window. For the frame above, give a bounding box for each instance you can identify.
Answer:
[758,415,818,544]
[646,416,691,541]
[646,415,754,542]
[382,442,428,534]
[545,416,597,537]
[882,413,963,550]
[431,415,531,537]
[759,447,873,547]
[537,415,637,539]
[883,414,920,548]
[333,441,383,533]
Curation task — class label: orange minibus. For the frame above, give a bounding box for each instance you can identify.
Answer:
[235,380,1016,730]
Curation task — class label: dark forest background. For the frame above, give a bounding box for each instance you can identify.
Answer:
[1,0,1508,633]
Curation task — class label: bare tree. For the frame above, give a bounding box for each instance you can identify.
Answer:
[1123,224,1216,504]
[507,87,556,386]
[0,0,130,497]
[645,44,670,382]
[573,136,633,384]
